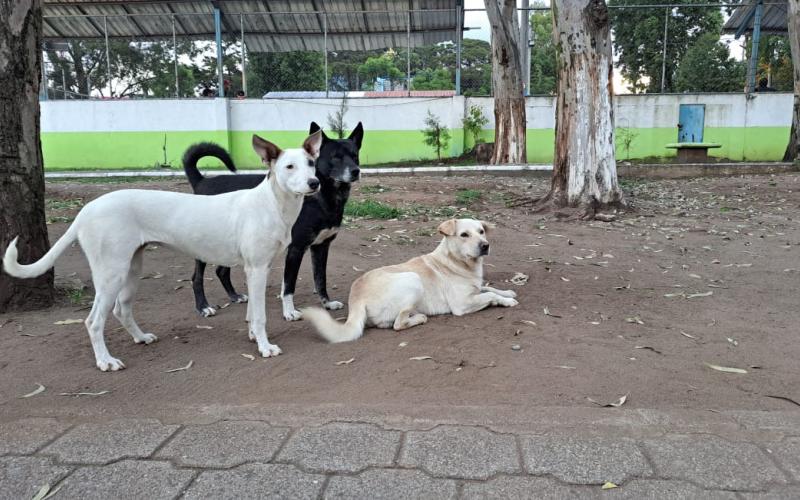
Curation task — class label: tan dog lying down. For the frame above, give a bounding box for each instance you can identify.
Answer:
[302,218,518,342]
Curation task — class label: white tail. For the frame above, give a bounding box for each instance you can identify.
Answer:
[301,302,367,343]
[3,223,78,279]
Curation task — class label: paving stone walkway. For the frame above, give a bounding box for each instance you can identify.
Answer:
[1,411,799,499]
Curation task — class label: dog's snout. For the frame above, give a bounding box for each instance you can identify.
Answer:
[479,242,490,255]
[351,168,360,179]
[307,178,320,191]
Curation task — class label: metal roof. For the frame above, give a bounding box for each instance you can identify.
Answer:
[42,0,460,52]
[723,0,788,35]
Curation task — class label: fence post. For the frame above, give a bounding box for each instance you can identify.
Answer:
[746,0,764,92]
[660,7,669,93]
[241,14,247,96]
[214,7,225,97]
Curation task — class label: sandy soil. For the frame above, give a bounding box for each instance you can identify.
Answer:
[1,172,799,423]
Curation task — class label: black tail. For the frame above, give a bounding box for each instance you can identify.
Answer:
[182,142,237,189]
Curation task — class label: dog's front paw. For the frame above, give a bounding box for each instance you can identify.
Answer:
[231,294,248,304]
[502,289,518,299]
[283,309,303,321]
[258,343,283,358]
[199,306,217,317]
[324,300,344,310]
[135,333,158,345]
[96,356,126,372]
[499,297,519,308]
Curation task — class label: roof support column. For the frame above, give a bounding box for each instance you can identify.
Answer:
[407,11,411,95]
[103,15,111,97]
[240,14,247,96]
[519,0,529,96]
[323,13,329,97]
[746,0,764,93]
[660,7,669,93]
[172,15,178,97]
[214,6,225,97]
[455,0,463,95]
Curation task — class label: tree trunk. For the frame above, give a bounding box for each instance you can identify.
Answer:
[485,0,527,164]
[0,0,54,312]
[784,0,800,162]
[544,0,623,217]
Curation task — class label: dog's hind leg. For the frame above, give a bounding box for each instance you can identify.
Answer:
[192,260,217,317]
[245,264,282,357]
[311,240,343,311]
[113,248,158,346]
[85,270,127,371]
[215,266,248,304]
[281,244,305,321]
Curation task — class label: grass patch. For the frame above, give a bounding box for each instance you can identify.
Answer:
[455,189,483,206]
[360,184,392,194]
[49,176,174,184]
[345,199,404,219]
[46,198,84,211]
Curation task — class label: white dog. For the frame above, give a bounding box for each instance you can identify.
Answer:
[302,218,518,342]
[2,132,322,371]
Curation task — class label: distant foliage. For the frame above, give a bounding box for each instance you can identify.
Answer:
[674,34,746,93]
[422,111,451,161]
[327,95,349,139]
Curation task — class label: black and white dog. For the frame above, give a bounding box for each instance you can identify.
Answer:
[183,122,363,320]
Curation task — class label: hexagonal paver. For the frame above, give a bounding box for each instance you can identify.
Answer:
[156,421,290,468]
[0,418,71,455]
[643,435,787,490]
[519,436,652,484]
[183,464,324,500]
[461,476,596,499]
[0,456,71,500]
[771,438,800,481]
[398,425,520,479]
[277,422,401,473]
[55,460,194,500]
[42,419,178,464]
[325,469,457,500]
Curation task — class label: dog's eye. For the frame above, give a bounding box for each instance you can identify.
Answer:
[287,164,294,170]
[460,232,469,238]
[479,229,484,235]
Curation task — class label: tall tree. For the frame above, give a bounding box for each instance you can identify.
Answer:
[609,0,723,93]
[534,0,623,217]
[247,51,325,96]
[484,0,527,164]
[0,0,54,311]
[674,34,746,92]
[785,0,800,162]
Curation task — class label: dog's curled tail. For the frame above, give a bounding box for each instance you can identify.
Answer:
[182,142,237,189]
[3,223,78,279]
[301,302,367,343]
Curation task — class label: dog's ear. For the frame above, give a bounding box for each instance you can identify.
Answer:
[309,122,330,142]
[348,122,364,149]
[437,219,457,237]
[303,130,324,159]
[252,135,282,165]
[479,220,495,233]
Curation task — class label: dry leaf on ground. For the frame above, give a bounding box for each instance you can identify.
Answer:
[510,272,529,286]
[54,319,83,325]
[409,356,433,361]
[601,482,619,490]
[166,360,194,373]
[336,358,356,365]
[20,384,45,398]
[59,390,110,397]
[587,393,629,408]
[241,354,255,361]
[705,363,747,374]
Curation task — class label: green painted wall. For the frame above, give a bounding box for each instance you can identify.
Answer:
[41,126,789,170]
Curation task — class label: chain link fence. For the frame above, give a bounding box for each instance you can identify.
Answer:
[40,3,790,100]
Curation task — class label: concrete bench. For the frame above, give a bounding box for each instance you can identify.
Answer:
[665,142,722,163]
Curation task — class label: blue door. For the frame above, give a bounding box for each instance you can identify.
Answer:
[678,104,705,143]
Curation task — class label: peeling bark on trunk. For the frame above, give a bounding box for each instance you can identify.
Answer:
[784,0,800,163]
[485,0,527,164]
[543,0,623,217]
[0,0,54,312]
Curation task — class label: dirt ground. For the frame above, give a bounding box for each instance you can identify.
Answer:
[1,171,799,423]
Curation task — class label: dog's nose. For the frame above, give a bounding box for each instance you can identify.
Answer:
[479,242,490,255]
[308,178,320,191]
[351,168,360,179]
